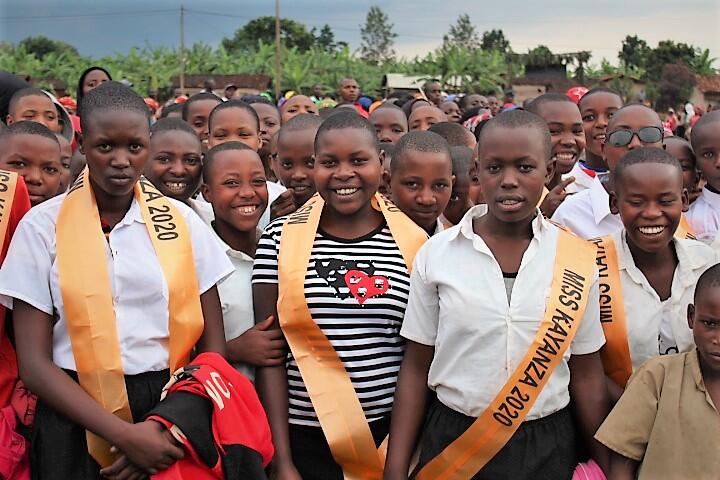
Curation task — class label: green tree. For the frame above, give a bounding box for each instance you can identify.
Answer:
[18,35,78,60]
[359,6,396,65]
[692,48,717,76]
[480,29,510,53]
[619,35,650,70]
[656,63,695,110]
[313,24,347,54]
[221,16,316,52]
[442,14,480,51]
[645,40,697,81]
[525,45,556,68]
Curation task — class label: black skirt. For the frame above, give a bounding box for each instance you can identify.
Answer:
[30,369,169,480]
[413,399,577,480]
[288,416,390,480]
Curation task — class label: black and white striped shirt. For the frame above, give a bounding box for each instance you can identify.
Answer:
[252,217,411,426]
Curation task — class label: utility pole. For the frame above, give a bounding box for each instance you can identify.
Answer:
[274,0,281,100]
[180,5,185,95]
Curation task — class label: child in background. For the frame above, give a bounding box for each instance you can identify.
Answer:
[439,101,462,123]
[280,95,319,123]
[386,130,453,236]
[553,104,665,239]
[428,122,476,149]
[594,264,720,479]
[55,133,73,194]
[442,145,474,227]
[200,141,283,380]
[385,110,609,480]
[75,66,111,115]
[597,147,716,403]
[664,136,701,204]
[182,92,222,152]
[0,121,62,206]
[5,88,60,133]
[409,105,447,131]
[686,111,720,244]
[253,111,427,480]
[369,105,408,143]
[249,98,282,182]
[378,142,394,195]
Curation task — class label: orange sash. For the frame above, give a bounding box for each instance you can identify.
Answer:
[277,193,426,480]
[416,229,595,480]
[0,170,18,257]
[56,169,203,466]
[676,214,695,240]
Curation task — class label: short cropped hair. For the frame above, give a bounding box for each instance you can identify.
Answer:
[151,117,200,141]
[611,147,681,184]
[450,146,474,176]
[578,87,623,110]
[694,263,720,302]
[181,92,222,121]
[391,130,451,173]
[478,110,552,159]
[207,99,260,132]
[0,120,60,146]
[7,88,52,115]
[159,102,184,119]
[525,93,575,115]
[428,122,474,147]
[79,81,150,132]
[691,110,720,149]
[277,113,323,144]
[314,110,377,152]
[202,140,256,183]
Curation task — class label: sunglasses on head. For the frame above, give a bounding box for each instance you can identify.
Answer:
[606,126,663,147]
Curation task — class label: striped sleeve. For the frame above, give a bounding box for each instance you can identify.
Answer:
[252,218,283,285]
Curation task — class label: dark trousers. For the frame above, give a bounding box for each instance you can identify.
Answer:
[413,400,576,480]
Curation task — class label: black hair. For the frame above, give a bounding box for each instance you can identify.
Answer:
[7,88,53,116]
[607,103,662,130]
[202,140,257,183]
[181,92,222,121]
[277,113,323,145]
[391,130,451,173]
[76,66,112,114]
[159,102,184,119]
[611,147,681,184]
[315,110,377,152]
[151,117,201,143]
[473,118,492,143]
[402,98,430,119]
[525,93,575,115]
[578,87,623,110]
[664,135,695,160]
[690,110,720,149]
[458,94,486,111]
[450,146,474,176]
[428,122,475,147]
[79,81,150,133]
[478,110,552,159]
[207,99,260,132]
[379,141,395,158]
[0,120,60,146]
[694,263,720,302]
[241,94,273,106]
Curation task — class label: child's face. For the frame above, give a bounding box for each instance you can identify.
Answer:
[603,106,663,171]
[536,101,586,175]
[688,292,720,374]
[145,131,202,201]
[610,163,687,253]
[409,106,447,132]
[81,110,150,200]
[477,126,550,224]
[275,129,316,206]
[387,150,453,232]
[580,92,623,158]
[56,136,72,194]
[370,108,407,143]
[463,94,488,112]
[251,103,280,158]
[314,128,382,217]
[664,138,698,194]
[187,99,220,150]
[281,96,318,123]
[487,96,500,116]
[209,108,262,151]
[201,149,268,233]
[440,102,461,123]
[0,134,61,205]
[691,120,720,191]
[8,95,59,133]
[444,172,472,226]
[82,69,110,94]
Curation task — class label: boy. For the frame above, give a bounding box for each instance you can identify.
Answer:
[369,105,407,144]
[686,111,720,244]
[385,130,453,236]
[594,264,720,479]
[385,111,609,480]
[442,145,474,227]
[552,104,665,239]
[0,121,62,206]
[5,88,59,133]
[409,105,447,131]
[428,122,476,149]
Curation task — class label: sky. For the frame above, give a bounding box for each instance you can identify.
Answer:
[1,0,719,67]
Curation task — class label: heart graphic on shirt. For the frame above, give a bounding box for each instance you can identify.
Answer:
[344,270,389,304]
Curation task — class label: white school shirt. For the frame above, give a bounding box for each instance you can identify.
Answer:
[686,187,720,245]
[552,176,623,240]
[0,194,234,375]
[401,204,605,420]
[194,181,284,231]
[563,161,596,194]
[610,230,717,369]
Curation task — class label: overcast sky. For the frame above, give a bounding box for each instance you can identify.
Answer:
[1,0,718,67]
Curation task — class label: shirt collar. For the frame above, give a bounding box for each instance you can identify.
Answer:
[118,197,145,226]
[452,204,547,242]
[211,223,256,262]
[689,349,716,411]
[589,176,613,225]
[700,187,720,210]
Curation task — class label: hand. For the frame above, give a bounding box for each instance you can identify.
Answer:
[270,189,297,220]
[100,455,148,480]
[540,177,574,218]
[113,420,184,474]
[228,316,287,367]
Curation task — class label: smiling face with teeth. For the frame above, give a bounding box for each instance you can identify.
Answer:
[145,129,202,203]
[579,90,623,168]
[534,101,586,175]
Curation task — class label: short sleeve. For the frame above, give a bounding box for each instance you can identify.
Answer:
[594,361,662,460]
[399,244,439,346]
[183,206,234,294]
[570,274,606,355]
[0,215,54,314]
[252,219,282,285]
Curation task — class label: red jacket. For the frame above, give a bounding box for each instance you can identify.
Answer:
[147,352,273,480]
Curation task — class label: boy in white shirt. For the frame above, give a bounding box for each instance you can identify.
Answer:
[686,111,720,244]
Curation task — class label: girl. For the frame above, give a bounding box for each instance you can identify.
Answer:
[280,95,319,124]
[248,98,281,181]
[182,92,222,152]
[76,66,111,116]
[252,111,427,480]
[0,82,233,479]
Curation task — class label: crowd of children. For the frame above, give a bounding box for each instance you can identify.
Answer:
[0,68,718,480]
